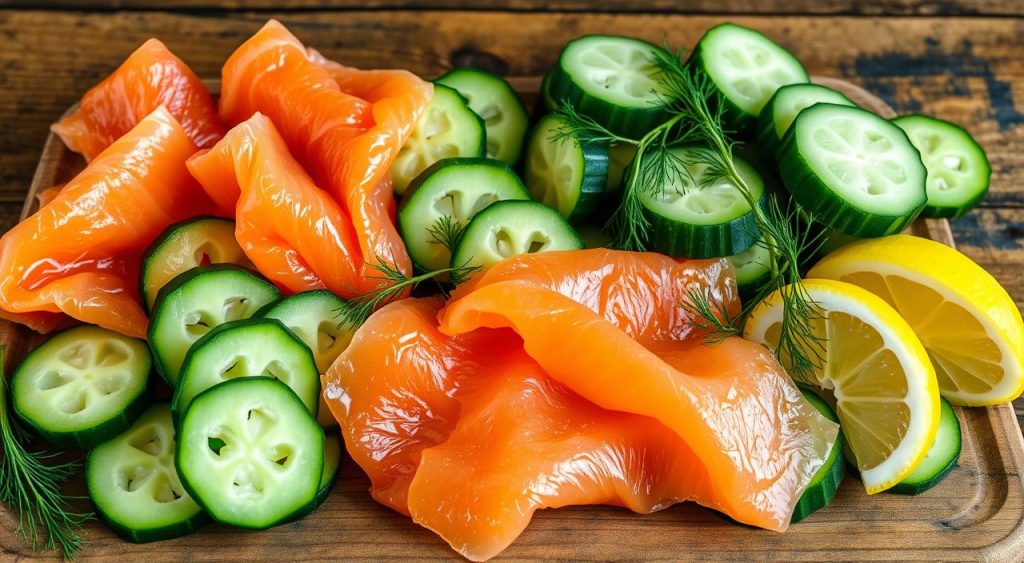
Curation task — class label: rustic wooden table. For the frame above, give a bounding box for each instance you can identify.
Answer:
[0,1,1021,437]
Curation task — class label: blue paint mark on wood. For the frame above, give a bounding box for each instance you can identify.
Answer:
[844,39,1023,131]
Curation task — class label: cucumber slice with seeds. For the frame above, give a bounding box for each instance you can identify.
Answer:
[639,146,765,258]
[398,158,530,271]
[688,23,809,132]
[176,377,324,530]
[391,84,486,195]
[12,325,150,449]
[451,200,583,270]
[779,103,927,237]
[141,217,251,312]
[728,239,773,301]
[758,84,856,162]
[893,115,990,220]
[172,318,320,418]
[524,114,610,223]
[549,35,672,138]
[87,404,207,543]
[436,68,529,165]
[149,265,280,386]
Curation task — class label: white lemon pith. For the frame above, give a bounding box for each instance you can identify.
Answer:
[809,234,1024,406]
[744,279,940,494]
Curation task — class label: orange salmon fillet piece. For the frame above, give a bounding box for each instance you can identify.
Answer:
[0,107,214,337]
[325,250,838,561]
[218,20,431,293]
[52,39,223,161]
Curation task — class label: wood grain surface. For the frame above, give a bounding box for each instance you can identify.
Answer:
[1,4,1023,560]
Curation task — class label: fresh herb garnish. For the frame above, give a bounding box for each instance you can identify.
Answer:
[0,347,92,559]
[337,255,479,327]
[552,44,826,382]
[426,215,466,254]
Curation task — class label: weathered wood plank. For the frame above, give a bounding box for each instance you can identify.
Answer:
[0,11,1022,209]
[5,0,1022,16]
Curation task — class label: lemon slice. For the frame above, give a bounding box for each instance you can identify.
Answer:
[744,279,940,494]
[809,234,1024,406]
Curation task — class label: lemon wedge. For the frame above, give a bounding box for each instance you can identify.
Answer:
[809,234,1024,406]
[744,279,940,494]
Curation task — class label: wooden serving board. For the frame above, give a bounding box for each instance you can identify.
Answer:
[2,77,1024,562]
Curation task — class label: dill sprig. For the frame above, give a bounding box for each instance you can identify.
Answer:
[427,215,465,254]
[0,347,91,559]
[337,256,479,327]
[551,43,827,382]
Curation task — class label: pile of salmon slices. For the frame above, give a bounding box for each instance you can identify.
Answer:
[325,249,837,561]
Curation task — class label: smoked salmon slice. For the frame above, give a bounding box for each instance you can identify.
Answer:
[52,39,223,161]
[219,20,431,293]
[0,107,214,338]
[325,250,838,561]
[188,113,378,296]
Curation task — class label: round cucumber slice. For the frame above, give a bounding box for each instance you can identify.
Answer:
[778,103,927,237]
[524,114,610,223]
[688,23,809,132]
[893,115,990,220]
[317,434,342,506]
[391,84,486,195]
[890,398,961,495]
[758,84,856,162]
[728,239,772,301]
[141,217,252,312]
[638,146,765,258]
[176,377,324,530]
[12,326,150,449]
[149,265,281,387]
[172,318,321,418]
[398,157,530,272]
[436,68,529,165]
[607,142,636,192]
[791,388,845,523]
[549,35,672,138]
[451,200,583,270]
[87,404,207,543]
[538,68,559,115]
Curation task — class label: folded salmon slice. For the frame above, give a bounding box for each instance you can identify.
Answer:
[188,113,370,295]
[52,39,223,161]
[219,20,431,292]
[0,107,214,337]
[326,250,838,561]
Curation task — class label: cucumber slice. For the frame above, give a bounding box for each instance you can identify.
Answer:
[607,143,636,193]
[728,239,772,301]
[688,23,809,132]
[391,84,486,195]
[892,115,990,220]
[778,103,927,237]
[791,388,845,523]
[524,114,611,223]
[890,398,961,495]
[451,200,583,270]
[549,35,672,138]
[758,84,856,162]
[639,146,765,258]
[257,290,353,428]
[87,404,207,543]
[176,377,324,530]
[172,318,320,417]
[436,68,529,165]
[149,265,280,386]
[141,217,251,312]
[257,290,354,374]
[398,157,530,271]
[12,326,150,449]
[317,434,342,506]
[537,68,559,115]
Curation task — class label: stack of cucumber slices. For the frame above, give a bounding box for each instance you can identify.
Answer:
[9,217,352,543]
